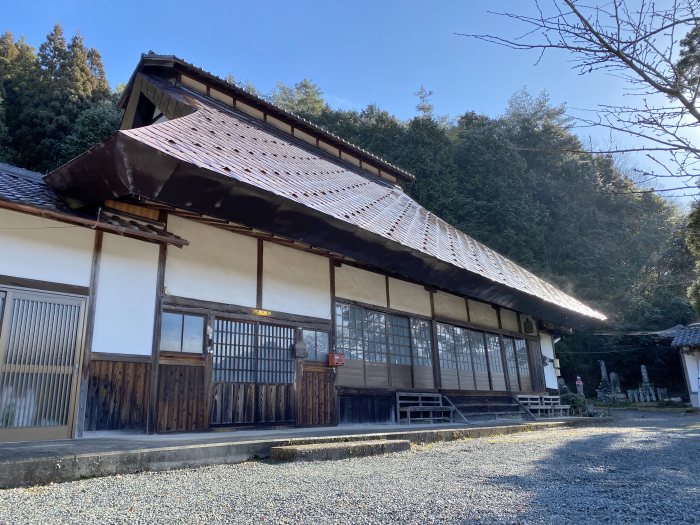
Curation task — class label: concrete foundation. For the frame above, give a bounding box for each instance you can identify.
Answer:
[0,418,611,489]
[270,439,411,461]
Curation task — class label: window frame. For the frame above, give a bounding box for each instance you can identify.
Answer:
[159,309,207,355]
[333,301,435,369]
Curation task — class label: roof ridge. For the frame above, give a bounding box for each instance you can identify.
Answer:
[137,53,415,181]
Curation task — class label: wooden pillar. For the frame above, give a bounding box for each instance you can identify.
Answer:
[495,308,513,393]
[74,231,103,438]
[147,212,168,434]
[256,239,264,309]
[429,292,442,390]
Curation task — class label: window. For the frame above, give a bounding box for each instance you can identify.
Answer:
[364,310,387,363]
[212,320,294,384]
[334,302,432,367]
[469,330,489,373]
[302,330,330,362]
[503,337,519,383]
[410,319,433,367]
[515,339,530,377]
[485,334,503,373]
[335,303,364,360]
[437,323,457,370]
[387,314,411,366]
[258,324,295,383]
[160,311,205,353]
[454,326,473,371]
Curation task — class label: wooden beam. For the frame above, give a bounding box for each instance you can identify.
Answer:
[0,274,89,297]
[429,292,442,390]
[0,199,187,247]
[147,211,169,434]
[90,352,151,363]
[256,239,264,309]
[74,231,103,438]
[162,294,332,331]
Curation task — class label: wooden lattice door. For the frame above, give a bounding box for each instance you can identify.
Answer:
[0,288,86,442]
[210,318,296,426]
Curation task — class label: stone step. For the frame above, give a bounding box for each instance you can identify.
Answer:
[460,413,523,422]
[453,403,521,411]
[270,439,411,462]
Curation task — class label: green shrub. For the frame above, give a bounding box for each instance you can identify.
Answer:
[561,393,589,416]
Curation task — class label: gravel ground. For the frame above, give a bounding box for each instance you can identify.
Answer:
[1,412,699,525]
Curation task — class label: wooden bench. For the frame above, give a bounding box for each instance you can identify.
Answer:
[542,395,570,417]
[516,395,550,418]
[396,392,455,424]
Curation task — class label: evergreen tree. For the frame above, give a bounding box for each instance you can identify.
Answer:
[269,79,328,119]
[0,26,118,171]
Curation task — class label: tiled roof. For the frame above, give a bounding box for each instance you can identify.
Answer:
[126,54,414,182]
[0,163,73,212]
[671,325,700,347]
[0,163,187,247]
[118,77,605,321]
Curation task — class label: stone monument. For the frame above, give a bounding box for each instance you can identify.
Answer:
[609,372,621,395]
[596,360,612,400]
[639,365,656,402]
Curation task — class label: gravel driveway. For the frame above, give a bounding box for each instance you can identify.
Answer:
[1,411,699,525]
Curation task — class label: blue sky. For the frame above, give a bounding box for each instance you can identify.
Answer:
[2,0,689,200]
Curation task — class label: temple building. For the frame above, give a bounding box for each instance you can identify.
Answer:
[0,54,605,442]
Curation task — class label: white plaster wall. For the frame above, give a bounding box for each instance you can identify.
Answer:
[388,278,431,317]
[682,352,700,407]
[540,332,559,389]
[164,216,257,307]
[262,242,331,319]
[500,309,520,332]
[433,291,468,323]
[0,208,94,287]
[91,234,159,355]
[468,299,499,329]
[335,264,387,307]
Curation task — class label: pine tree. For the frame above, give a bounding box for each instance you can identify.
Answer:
[1,25,117,171]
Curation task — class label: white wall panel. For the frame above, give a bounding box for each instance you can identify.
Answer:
[262,242,331,319]
[335,265,387,308]
[433,291,468,323]
[0,209,94,286]
[468,299,499,329]
[388,278,431,317]
[92,234,159,355]
[165,216,257,307]
[683,352,699,394]
[501,309,520,332]
[682,353,699,407]
[540,332,559,389]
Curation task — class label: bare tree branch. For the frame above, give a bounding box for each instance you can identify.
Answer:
[458,0,700,195]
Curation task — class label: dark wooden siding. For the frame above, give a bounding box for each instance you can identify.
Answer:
[210,382,294,426]
[441,368,460,390]
[474,371,490,391]
[85,356,151,431]
[338,392,395,424]
[413,365,434,389]
[391,364,412,389]
[155,353,210,433]
[298,364,336,426]
[337,361,364,387]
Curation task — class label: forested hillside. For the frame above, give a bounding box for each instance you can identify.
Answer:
[0,26,694,395]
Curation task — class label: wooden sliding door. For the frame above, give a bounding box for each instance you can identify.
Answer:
[210,318,295,426]
[0,289,86,442]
